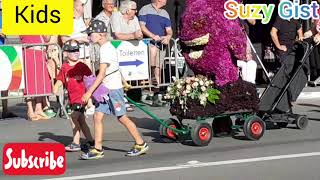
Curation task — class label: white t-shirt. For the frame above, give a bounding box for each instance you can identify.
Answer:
[110,12,141,35]
[70,17,87,39]
[95,11,113,40]
[69,17,90,58]
[100,42,123,89]
[83,0,92,20]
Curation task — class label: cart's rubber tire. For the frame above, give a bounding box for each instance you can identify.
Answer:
[277,122,288,128]
[159,118,181,140]
[212,116,232,137]
[243,115,266,141]
[296,116,308,130]
[191,123,213,146]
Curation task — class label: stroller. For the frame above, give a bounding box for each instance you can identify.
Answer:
[259,38,316,129]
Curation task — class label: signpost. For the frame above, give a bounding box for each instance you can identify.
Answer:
[110,40,149,81]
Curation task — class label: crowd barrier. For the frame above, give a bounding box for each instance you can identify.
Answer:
[84,38,186,90]
[0,43,69,119]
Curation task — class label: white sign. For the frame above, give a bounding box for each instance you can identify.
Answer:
[0,46,24,91]
[110,40,149,81]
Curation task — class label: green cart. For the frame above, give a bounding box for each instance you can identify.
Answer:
[126,97,266,146]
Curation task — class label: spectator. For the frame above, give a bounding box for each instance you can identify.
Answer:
[44,35,59,118]
[110,0,142,40]
[304,18,320,44]
[139,0,173,107]
[53,40,94,152]
[81,20,149,159]
[61,0,90,67]
[20,35,52,121]
[237,19,257,84]
[95,0,116,41]
[82,0,93,26]
[111,0,143,112]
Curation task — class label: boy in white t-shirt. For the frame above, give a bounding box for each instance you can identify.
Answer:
[80,20,149,160]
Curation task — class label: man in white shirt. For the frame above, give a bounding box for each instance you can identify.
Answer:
[94,0,116,40]
[110,0,142,40]
[81,20,149,160]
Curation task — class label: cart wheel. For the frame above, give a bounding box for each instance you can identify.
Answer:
[295,116,308,130]
[191,123,213,146]
[243,115,265,141]
[277,122,288,128]
[159,118,181,140]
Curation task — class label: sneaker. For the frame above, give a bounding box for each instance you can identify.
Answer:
[80,140,95,151]
[65,143,81,152]
[86,106,95,115]
[80,148,104,160]
[126,142,149,157]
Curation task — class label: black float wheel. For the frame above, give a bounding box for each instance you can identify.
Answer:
[212,116,232,136]
[159,118,181,140]
[191,123,213,146]
[296,116,308,130]
[243,115,266,141]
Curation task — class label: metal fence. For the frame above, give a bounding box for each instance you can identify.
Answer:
[0,43,69,118]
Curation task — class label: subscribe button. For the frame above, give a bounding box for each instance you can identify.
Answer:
[2,0,73,35]
[2,143,66,175]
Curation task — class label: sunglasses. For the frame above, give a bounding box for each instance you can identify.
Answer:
[67,50,80,53]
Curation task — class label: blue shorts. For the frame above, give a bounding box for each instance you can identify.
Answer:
[95,88,126,117]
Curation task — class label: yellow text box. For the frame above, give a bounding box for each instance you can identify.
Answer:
[2,0,73,35]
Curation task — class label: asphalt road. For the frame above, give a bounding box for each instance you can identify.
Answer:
[1,98,320,180]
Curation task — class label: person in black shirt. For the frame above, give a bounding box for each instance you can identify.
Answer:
[268,16,306,112]
[271,16,303,56]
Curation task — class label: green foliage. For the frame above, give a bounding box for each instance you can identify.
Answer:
[207,88,221,104]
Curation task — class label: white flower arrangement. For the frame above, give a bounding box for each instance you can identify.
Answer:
[165,75,220,112]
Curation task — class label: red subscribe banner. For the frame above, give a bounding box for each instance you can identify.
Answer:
[2,143,66,175]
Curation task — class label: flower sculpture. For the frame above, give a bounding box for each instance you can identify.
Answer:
[165,0,259,118]
[180,0,247,86]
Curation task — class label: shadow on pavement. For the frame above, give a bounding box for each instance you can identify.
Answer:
[308,110,320,113]
[38,132,128,152]
[309,118,320,121]
[130,117,160,131]
[297,103,320,108]
[38,132,84,146]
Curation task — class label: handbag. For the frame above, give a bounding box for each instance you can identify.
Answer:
[83,69,119,102]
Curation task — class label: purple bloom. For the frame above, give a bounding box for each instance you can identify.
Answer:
[83,75,109,102]
[180,0,247,86]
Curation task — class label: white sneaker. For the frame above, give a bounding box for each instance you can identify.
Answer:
[86,106,95,115]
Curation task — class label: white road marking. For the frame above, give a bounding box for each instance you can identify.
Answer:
[43,152,320,180]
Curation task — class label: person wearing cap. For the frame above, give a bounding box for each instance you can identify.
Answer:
[94,0,116,41]
[81,20,149,159]
[53,40,94,152]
